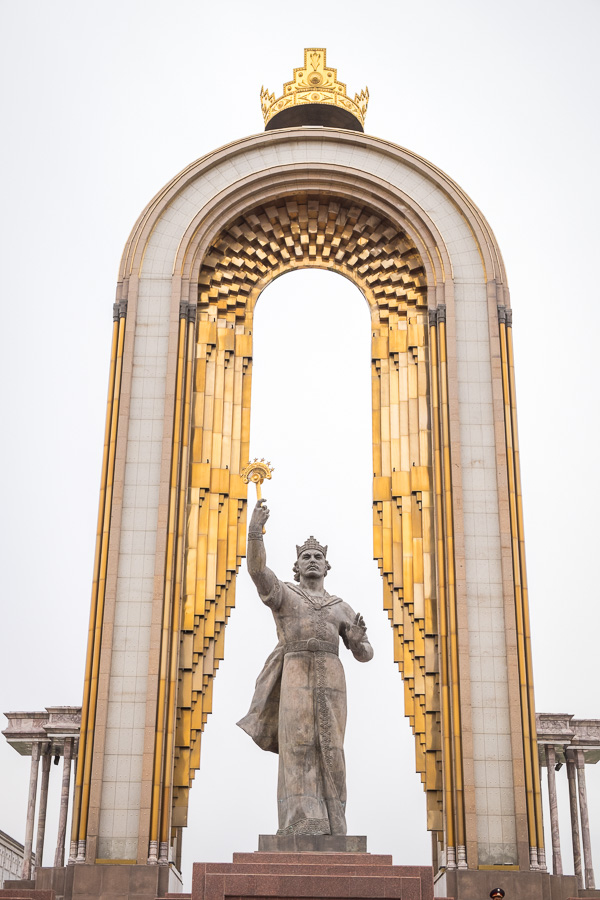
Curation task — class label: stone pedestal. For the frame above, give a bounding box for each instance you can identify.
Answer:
[191,851,445,900]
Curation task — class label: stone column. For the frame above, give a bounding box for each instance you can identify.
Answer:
[35,744,52,868]
[55,737,74,866]
[566,749,583,890]
[22,741,40,880]
[545,744,563,875]
[575,749,596,889]
[68,740,79,864]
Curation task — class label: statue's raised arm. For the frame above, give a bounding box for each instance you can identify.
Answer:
[247,498,278,599]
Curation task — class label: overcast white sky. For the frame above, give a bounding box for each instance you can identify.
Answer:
[0,0,599,891]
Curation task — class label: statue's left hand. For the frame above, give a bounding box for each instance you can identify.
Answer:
[344,612,367,646]
[344,612,373,662]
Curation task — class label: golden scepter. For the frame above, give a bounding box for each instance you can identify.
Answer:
[241,458,274,533]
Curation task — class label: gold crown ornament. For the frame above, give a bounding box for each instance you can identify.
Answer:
[261,48,369,132]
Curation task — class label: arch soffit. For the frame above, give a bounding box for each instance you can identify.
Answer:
[188,187,430,318]
[176,167,447,294]
[119,129,507,292]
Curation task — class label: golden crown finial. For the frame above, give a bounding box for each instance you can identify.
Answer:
[261,48,369,131]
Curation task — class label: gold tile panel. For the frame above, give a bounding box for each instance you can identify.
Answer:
[499,315,544,861]
[73,309,127,847]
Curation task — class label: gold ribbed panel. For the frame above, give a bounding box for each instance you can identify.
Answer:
[371,317,443,833]
[73,305,127,849]
[499,311,544,862]
[166,193,443,838]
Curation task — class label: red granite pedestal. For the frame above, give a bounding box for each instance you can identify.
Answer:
[189,851,447,900]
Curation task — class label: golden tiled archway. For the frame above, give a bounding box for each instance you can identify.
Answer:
[150,192,446,850]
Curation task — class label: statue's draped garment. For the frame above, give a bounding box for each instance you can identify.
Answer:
[237,579,360,835]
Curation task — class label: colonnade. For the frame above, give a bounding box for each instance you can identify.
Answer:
[21,737,77,878]
[2,707,80,881]
[537,713,599,891]
[3,706,599,891]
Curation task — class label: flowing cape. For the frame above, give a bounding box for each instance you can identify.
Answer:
[237,584,343,755]
[236,642,285,753]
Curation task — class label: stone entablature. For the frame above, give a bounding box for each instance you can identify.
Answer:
[536,713,600,764]
[2,707,81,757]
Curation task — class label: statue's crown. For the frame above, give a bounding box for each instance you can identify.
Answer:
[260,48,368,130]
[296,536,328,558]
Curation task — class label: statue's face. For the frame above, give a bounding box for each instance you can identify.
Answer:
[297,549,327,579]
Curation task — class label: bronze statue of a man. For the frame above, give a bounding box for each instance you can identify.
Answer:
[237,498,373,837]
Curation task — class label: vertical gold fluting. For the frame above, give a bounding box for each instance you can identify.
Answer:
[73,302,127,850]
[148,309,189,860]
[429,312,456,859]
[504,312,545,865]
[371,304,442,834]
[498,313,536,857]
[161,308,195,852]
[172,309,250,831]
[437,310,466,860]
[70,315,118,851]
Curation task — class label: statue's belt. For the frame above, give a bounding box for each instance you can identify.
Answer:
[284,639,338,656]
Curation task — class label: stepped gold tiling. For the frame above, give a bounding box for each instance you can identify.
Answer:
[158,193,444,843]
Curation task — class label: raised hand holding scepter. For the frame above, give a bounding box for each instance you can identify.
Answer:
[241,458,274,533]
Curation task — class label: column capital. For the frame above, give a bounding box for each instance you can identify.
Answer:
[497,305,513,326]
[179,300,197,322]
[113,299,128,320]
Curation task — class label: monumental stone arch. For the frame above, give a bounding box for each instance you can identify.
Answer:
[41,49,563,900]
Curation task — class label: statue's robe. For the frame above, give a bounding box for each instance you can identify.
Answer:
[238,579,361,836]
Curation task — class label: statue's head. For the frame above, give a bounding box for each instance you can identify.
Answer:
[293,536,331,582]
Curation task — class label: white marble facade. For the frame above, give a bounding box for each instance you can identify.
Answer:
[455,282,516,863]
